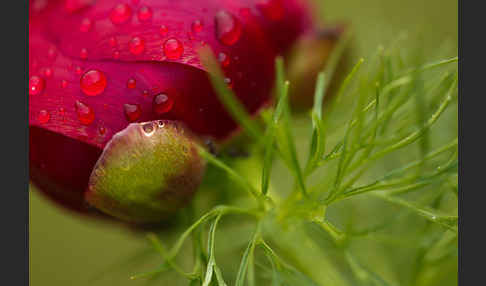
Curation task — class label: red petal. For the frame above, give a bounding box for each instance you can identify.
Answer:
[29,0,314,212]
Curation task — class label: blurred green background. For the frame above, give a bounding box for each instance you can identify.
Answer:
[30,0,457,285]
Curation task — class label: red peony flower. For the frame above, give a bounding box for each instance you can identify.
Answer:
[29,0,341,222]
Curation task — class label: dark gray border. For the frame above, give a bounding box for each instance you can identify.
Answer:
[2,0,28,285]
[458,0,484,285]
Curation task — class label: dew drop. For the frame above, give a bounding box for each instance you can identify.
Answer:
[215,11,242,46]
[239,8,252,19]
[75,100,95,125]
[61,79,68,89]
[218,52,230,68]
[142,89,149,97]
[110,3,132,25]
[159,25,168,35]
[187,32,195,41]
[37,110,50,124]
[109,37,117,47]
[137,6,152,22]
[112,50,120,59]
[142,122,155,136]
[157,120,165,128]
[257,0,285,21]
[126,78,136,89]
[224,77,233,88]
[98,125,106,135]
[153,93,174,115]
[29,75,45,96]
[192,20,204,33]
[129,36,145,55]
[75,66,83,75]
[80,48,88,60]
[163,38,184,60]
[80,69,107,96]
[124,103,142,122]
[43,68,53,78]
[79,18,92,32]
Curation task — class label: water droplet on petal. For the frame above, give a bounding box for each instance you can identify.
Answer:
[218,52,230,68]
[124,104,142,122]
[142,122,155,136]
[224,77,233,88]
[163,38,184,60]
[257,0,285,20]
[137,6,152,22]
[110,3,132,25]
[112,50,120,59]
[80,18,92,32]
[43,68,53,78]
[37,110,50,124]
[109,37,117,47]
[142,89,149,97]
[129,36,145,55]
[98,125,106,135]
[126,78,136,89]
[187,32,195,41]
[80,48,88,60]
[153,93,174,114]
[75,66,83,75]
[75,100,95,125]
[29,75,45,96]
[159,25,168,35]
[61,80,68,89]
[80,69,107,96]
[215,11,242,46]
[192,20,204,33]
[239,8,252,19]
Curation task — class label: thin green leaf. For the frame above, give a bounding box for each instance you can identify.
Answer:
[332,58,365,105]
[305,72,327,175]
[372,192,458,232]
[349,75,457,172]
[279,97,307,196]
[337,138,458,199]
[402,56,458,75]
[202,214,223,286]
[130,264,170,280]
[146,234,195,279]
[261,58,291,195]
[214,265,228,286]
[199,147,261,200]
[235,237,257,286]
[321,26,354,83]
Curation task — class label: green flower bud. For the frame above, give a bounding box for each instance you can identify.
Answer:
[85,120,206,224]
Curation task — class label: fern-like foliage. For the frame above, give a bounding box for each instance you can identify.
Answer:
[125,34,457,286]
